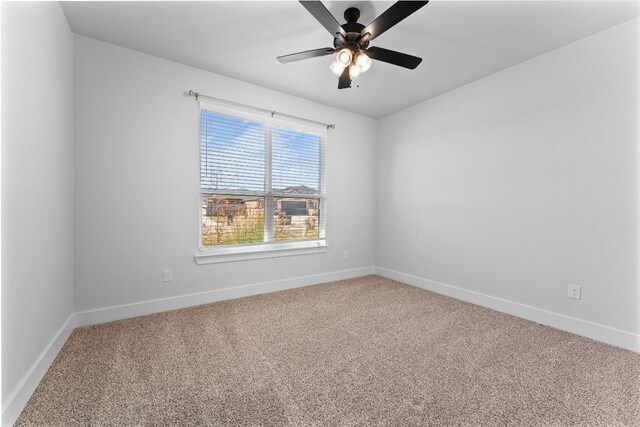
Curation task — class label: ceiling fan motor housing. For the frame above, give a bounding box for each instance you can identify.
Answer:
[333,7,369,50]
[344,7,360,23]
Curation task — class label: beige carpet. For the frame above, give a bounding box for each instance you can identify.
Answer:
[16,275,640,426]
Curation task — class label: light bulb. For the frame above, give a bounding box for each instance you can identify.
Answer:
[329,61,345,76]
[349,64,363,79]
[336,48,353,66]
[354,51,372,72]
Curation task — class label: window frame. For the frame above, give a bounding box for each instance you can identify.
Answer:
[196,102,327,264]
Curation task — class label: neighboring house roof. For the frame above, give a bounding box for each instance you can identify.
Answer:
[276,185,317,195]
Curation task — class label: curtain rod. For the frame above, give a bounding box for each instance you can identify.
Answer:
[188,90,336,130]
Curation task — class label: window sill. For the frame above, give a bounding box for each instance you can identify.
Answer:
[194,240,328,265]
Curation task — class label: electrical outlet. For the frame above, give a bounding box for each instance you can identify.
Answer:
[568,284,581,300]
[163,269,173,283]
[343,251,349,260]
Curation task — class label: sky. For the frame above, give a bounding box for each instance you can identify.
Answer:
[200,111,320,193]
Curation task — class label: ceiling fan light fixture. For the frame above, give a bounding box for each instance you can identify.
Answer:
[349,64,363,79]
[354,51,372,72]
[354,51,371,73]
[336,48,353,66]
[329,61,345,76]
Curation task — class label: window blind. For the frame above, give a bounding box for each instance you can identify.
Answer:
[272,126,322,196]
[200,112,265,192]
[199,107,326,248]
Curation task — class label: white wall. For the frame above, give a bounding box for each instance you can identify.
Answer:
[1,0,75,419]
[376,18,640,346]
[73,35,377,313]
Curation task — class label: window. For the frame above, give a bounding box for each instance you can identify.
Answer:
[197,104,326,262]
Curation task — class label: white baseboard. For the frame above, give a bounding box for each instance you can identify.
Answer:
[375,267,640,353]
[75,266,375,327]
[2,313,76,427]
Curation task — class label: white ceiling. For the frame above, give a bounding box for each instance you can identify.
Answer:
[60,1,639,118]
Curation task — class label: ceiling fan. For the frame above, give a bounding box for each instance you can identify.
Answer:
[277,1,429,89]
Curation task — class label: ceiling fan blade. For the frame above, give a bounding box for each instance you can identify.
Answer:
[366,46,422,70]
[360,1,429,43]
[338,66,351,89]
[300,1,347,39]
[277,47,336,64]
